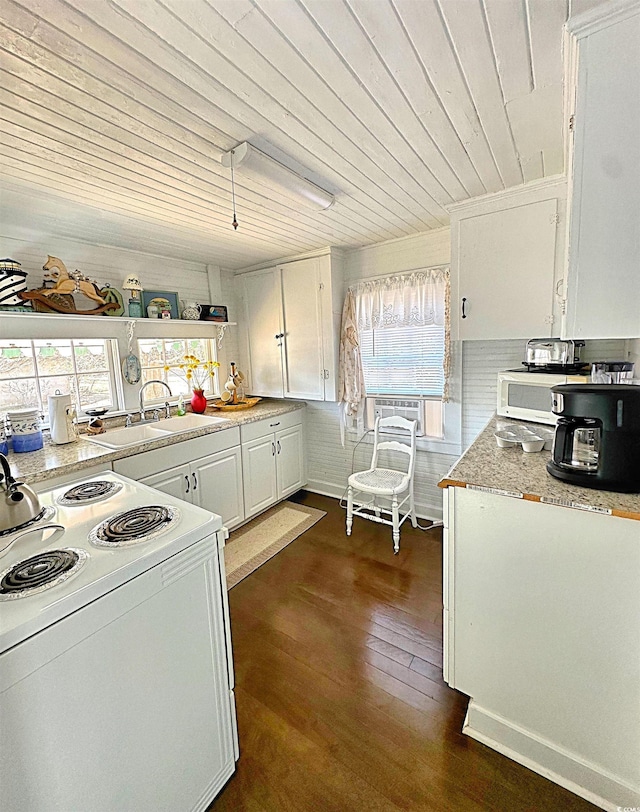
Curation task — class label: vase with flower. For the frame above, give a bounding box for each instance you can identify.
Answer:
[165,355,220,414]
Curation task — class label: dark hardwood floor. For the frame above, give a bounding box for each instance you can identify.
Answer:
[212,492,597,812]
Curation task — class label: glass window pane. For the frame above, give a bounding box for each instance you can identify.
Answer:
[138,339,164,366]
[186,338,208,360]
[76,373,113,409]
[0,378,39,411]
[0,342,35,379]
[137,338,217,401]
[165,340,187,366]
[39,376,76,406]
[166,370,190,396]
[141,369,170,401]
[74,340,108,373]
[34,340,74,375]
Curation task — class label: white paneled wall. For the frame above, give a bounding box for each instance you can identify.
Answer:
[461,338,629,448]
[1,232,210,304]
[214,267,241,381]
[343,229,451,288]
[461,339,524,447]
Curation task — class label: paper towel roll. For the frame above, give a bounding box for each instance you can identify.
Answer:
[48,393,77,445]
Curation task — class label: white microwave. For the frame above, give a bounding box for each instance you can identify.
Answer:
[497,370,590,425]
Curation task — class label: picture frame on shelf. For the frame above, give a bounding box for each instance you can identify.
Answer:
[141,290,179,319]
[199,304,228,322]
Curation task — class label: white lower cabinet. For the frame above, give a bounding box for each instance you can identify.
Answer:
[241,413,305,519]
[443,485,640,810]
[112,413,306,529]
[139,447,244,531]
[141,464,189,502]
[242,435,279,517]
[113,428,245,531]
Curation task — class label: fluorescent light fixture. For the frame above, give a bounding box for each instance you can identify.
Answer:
[221,142,335,211]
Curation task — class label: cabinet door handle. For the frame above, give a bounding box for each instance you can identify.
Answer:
[274,333,284,339]
[461,297,467,319]
[185,474,190,494]
[272,441,276,456]
[277,440,281,454]
[192,472,198,491]
[270,422,280,427]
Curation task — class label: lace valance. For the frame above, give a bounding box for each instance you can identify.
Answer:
[351,266,449,331]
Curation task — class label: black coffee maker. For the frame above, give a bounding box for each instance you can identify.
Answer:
[547,384,640,493]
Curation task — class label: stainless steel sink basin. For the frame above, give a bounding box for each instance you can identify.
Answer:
[160,414,232,433]
[84,424,171,449]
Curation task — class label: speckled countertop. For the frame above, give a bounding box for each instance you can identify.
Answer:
[7,399,305,485]
[439,415,640,521]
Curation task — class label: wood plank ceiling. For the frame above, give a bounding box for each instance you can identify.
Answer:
[0,0,568,269]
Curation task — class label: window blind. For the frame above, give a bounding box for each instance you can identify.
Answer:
[359,324,445,397]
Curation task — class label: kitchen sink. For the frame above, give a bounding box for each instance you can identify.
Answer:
[84,414,231,449]
[84,424,171,449]
[159,414,232,433]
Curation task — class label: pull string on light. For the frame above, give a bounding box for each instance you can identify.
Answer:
[230,149,238,230]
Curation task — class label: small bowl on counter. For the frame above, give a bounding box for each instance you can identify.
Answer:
[495,426,554,453]
[521,438,546,453]
[495,431,519,448]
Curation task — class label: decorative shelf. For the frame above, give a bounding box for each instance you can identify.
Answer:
[0,311,236,343]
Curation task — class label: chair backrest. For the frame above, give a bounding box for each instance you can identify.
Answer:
[371,416,417,477]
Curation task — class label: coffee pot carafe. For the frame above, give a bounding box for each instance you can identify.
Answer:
[547,384,640,493]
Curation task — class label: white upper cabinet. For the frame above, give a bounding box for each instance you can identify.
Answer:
[241,267,284,398]
[240,250,343,401]
[280,259,325,400]
[563,5,640,339]
[450,178,566,340]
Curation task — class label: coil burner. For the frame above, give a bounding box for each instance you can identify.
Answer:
[0,548,88,600]
[89,505,180,548]
[57,480,123,506]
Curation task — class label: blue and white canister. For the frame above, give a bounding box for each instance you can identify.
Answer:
[7,408,44,453]
[0,259,28,306]
[0,419,8,456]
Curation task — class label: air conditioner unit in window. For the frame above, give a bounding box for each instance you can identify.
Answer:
[365,397,426,436]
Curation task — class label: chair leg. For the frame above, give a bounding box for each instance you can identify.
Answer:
[409,480,417,528]
[392,495,400,554]
[346,485,353,536]
[374,497,381,519]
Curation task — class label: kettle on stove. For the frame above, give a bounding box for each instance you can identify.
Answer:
[0,452,43,533]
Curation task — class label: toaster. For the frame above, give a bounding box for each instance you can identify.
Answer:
[524,338,585,369]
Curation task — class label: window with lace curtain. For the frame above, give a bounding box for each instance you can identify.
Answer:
[345,266,459,450]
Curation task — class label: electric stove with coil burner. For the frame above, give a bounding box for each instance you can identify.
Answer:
[0,471,222,650]
[0,471,238,812]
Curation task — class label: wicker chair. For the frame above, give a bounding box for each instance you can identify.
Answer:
[346,416,417,554]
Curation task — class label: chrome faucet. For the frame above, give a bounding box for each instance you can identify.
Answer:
[139,380,172,422]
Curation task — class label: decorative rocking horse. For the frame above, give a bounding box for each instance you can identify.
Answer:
[19,256,119,315]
